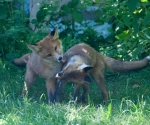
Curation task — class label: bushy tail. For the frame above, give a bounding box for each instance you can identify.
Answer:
[103,55,150,72]
[12,53,31,67]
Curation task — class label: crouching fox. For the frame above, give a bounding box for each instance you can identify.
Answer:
[12,28,63,103]
[56,43,150,103]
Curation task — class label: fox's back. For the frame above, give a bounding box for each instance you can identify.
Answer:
[64,43,99,65]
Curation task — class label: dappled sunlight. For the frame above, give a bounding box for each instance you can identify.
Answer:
[0,119,7,125]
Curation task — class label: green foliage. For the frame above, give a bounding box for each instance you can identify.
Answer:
[99,0,150,60]
[0,60,150,124]
[30,0,105,51]
[30,0,150,60]
[0,0,31,59]
[0,0,150,60]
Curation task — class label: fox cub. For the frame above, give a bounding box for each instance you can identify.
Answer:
[56,43,150,103]
[13,28,63,103]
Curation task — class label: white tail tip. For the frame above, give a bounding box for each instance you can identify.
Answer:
[146,56,150,60]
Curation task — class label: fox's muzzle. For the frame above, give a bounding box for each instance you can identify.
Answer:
[58,56,62,61]
[56,55,63,62]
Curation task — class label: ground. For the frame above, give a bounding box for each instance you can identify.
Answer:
[0,60,150,124]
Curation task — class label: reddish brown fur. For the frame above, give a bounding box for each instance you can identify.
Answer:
[13,28,63,103]
[12,54,30,67]
[36,34,63,61]
[56,43,150,103]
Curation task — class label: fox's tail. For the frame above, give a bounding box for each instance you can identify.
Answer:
[12,53,31,67]
[103,55,150,72]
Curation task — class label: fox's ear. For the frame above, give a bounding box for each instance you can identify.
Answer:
[27,44,41,53]
[84,75,93,84]
[83,66,93,72]
[51,27,59,40]
[77,63,93,72]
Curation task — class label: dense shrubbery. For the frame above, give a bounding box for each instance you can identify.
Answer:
[0,0,150,60]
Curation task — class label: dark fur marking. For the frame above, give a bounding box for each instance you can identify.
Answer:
[50,28,55,36]
[73,89,80,101]
[48,91,55,103]
[55,80,64,102]
[84,75,93,84]
[83,66,93,72]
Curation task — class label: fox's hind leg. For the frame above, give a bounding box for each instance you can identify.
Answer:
[92,71,108,102]
[22,68,37,96]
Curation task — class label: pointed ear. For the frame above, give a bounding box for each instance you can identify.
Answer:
[51,27,59,40]
[83,66,93,72]
[77,63,93,72]
[84,75,93,84]
[27,44,41,53]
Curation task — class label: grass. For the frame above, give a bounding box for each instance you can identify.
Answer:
[0,59,150,125]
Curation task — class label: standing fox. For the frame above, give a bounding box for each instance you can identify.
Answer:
[12,28,63,103]
[56,43,150,103]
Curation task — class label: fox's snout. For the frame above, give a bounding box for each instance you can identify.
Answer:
[58,56,62,61]
[56,55,63,62]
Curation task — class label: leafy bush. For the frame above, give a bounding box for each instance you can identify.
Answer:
[0,0,48,60]
[99,0,150,60]
[0,0,150,60]
[0,0,30,59]
[24,0,150,60]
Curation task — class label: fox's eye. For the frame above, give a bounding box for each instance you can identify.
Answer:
[55,46,57,51]
[46,54,52,57]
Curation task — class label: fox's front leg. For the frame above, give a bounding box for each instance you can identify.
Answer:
[73,83,82,102]
[22,68,37,96]
[46,78,56,104]
[55,80,66,102]
[81,83,90,103]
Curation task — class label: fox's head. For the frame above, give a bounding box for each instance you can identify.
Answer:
[27,28,63,63]
[56,55,93,84]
